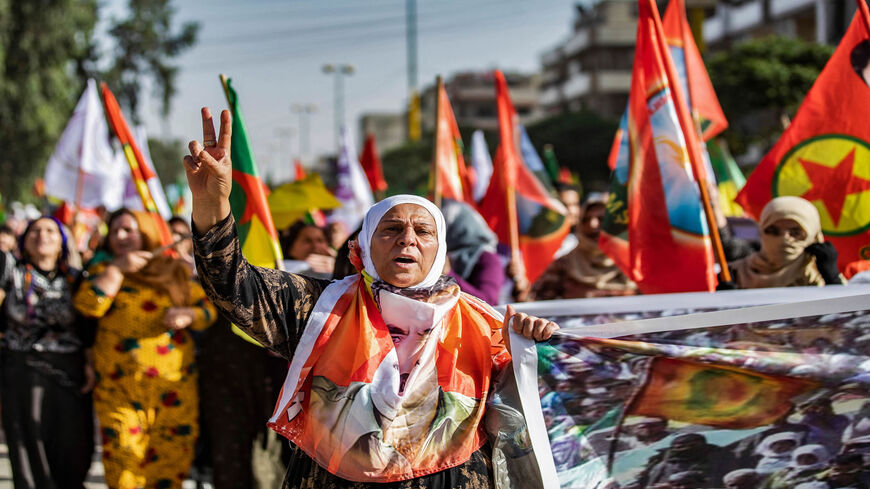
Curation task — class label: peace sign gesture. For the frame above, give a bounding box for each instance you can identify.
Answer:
[184,107,233,232]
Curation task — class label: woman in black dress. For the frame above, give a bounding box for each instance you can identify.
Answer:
[0,216,95,489]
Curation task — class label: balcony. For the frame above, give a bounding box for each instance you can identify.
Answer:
[540,86,562,107]
[598,71,631,93]
[563,73,591,99]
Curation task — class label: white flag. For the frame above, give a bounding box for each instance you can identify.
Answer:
[328,126,373,232]
[469,130,493,203]
[44,79,125,209]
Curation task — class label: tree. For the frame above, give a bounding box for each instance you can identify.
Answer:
[0,0,99,203]
[526,110,618,190]
[0,0,198,203]
[381,136,433,197]
[707,35,834,158]
[96,0,199,122]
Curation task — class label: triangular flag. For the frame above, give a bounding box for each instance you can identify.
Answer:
[329,127,374,232]
[599,0,717,294]
[431,81,474,206]
[101,83,172,246]
[224,77,284,269]
[44,79,125,210]
[478,70,570,284]
[469,130,493,203]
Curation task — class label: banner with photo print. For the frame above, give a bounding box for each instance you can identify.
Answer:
[496,286,870,489]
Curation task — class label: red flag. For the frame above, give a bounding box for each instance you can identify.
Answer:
[598,0,717,293]
[294,159,307,181]
[736,1,870,269]
[432,81,475,205]
[101,83,172,247]
[662,0,728,141]
[359,134,388,193]
[478,70,570,283]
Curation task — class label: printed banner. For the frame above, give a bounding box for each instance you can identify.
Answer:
[502,286,870,489]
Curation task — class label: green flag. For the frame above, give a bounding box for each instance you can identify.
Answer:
[223,77,284,269]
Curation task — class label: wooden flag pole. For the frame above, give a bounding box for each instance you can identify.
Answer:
[506,115,525,286]
[430,76,443,208]
[649,0,732,284]
[219,74,233,108]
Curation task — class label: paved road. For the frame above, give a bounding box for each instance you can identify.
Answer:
[0,434,107,489]
[0,434,207,489]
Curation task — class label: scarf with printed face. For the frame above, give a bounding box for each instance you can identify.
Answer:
[268,274,509,482]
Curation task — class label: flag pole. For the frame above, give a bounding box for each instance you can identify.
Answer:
[218,74,232,106]
[649,0,732,284]
[431,76,443,208]
[506,116,524,285]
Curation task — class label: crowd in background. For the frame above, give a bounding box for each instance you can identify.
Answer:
[0,179,866,489]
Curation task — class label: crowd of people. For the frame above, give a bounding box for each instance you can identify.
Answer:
[0,104,867,489]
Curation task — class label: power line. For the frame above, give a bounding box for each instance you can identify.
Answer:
[194,0,519,46]
[186,2,555,70]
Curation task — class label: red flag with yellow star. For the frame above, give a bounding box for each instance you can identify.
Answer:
[737,1,870,269]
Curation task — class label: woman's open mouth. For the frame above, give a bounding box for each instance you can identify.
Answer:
[394,255,416,268]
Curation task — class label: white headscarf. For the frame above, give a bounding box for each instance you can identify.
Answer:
[755,431,802,474]
[358,195,447,289]
[788,444,829,473]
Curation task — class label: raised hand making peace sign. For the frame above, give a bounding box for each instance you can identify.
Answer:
[184,107,234,233]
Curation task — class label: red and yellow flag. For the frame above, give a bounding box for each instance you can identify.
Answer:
[478,70,570,284]
[431,80,474,206]
[101,83,172,246]
[737,1,870,269]
[631,357,816,429]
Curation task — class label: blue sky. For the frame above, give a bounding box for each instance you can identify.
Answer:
[112,0,582,183]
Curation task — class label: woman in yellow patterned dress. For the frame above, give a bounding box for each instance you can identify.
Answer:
[74,209,216,489]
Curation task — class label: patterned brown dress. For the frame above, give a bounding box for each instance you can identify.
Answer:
[193,213,494,489]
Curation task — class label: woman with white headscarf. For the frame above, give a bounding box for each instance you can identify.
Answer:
[730,196,844,288]
[763,444,830,489]
[755,431,803,475]
[183,108,558,488]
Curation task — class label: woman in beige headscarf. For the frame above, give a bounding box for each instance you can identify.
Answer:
[730,196,844,288]
[531,193,637,300]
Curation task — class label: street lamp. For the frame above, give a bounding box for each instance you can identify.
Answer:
[291,103,317,164]
[322,63,354,151]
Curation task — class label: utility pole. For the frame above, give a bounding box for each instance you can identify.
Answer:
[406,0,420,141]
[291,103,316,163]
[322,64,354,152]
